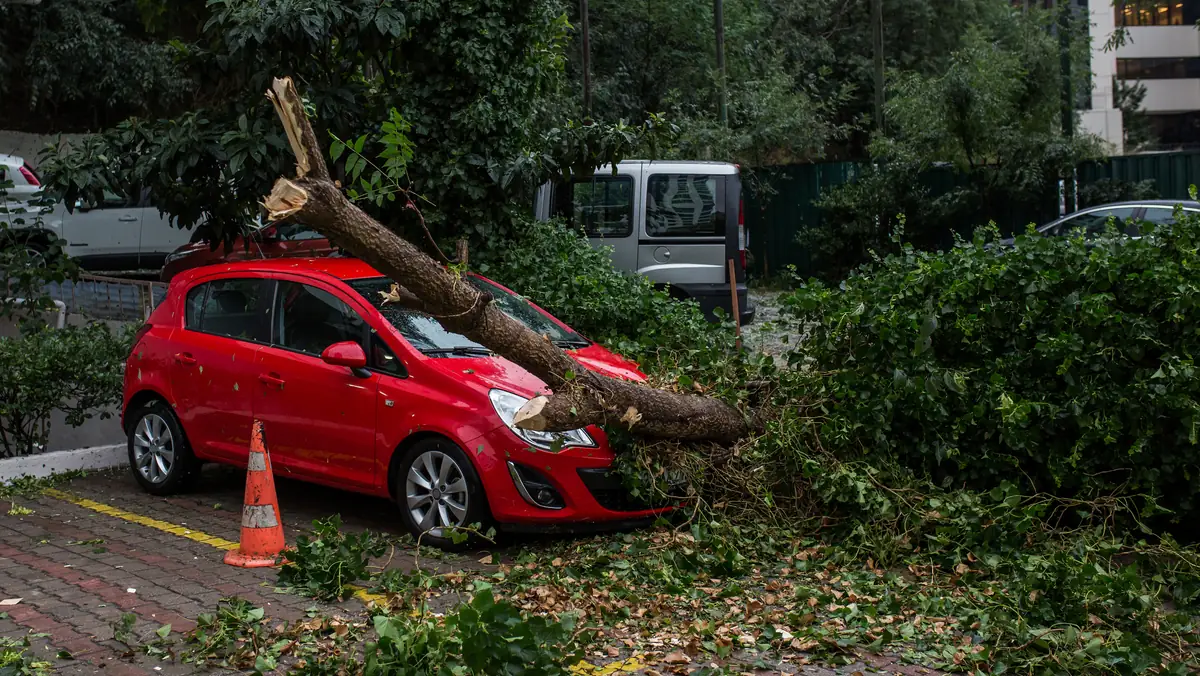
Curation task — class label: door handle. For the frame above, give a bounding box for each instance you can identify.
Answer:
[258,373,286,388]
[174,352,196,366]
[118,215,138,222]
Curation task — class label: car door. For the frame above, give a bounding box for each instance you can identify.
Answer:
[550,169,640,273]
[637,173,727,286]
[60,189,142,266]
[253,277,379,489]
[170,276,275,464]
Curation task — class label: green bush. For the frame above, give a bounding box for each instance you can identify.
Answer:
[0,323,130,458]
[277,515,387,601]
[1077,177,1159,209]
[365,585,582,675]
[784,205,1200,520]
[477,218,713,350]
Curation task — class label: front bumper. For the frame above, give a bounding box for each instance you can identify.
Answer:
[468,426,674,527]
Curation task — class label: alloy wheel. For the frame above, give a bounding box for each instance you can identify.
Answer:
[405,449,469,535]
[132,414,175,484]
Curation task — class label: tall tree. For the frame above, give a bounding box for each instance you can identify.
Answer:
[38,0,570,247]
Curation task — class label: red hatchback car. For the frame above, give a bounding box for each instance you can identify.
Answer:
[124,258,663,547]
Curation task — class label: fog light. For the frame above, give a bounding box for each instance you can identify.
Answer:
[507,461,565,510]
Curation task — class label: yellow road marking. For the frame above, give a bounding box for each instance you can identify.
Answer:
[42,489,634,671]
[569,655,645,674]
[45,488,240,550]
[43,488,386,605]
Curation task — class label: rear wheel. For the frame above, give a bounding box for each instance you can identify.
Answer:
[127,400,200,495]
[394,438,491,551]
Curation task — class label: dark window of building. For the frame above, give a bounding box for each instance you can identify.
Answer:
[1117,57,1200,79]
[1147,112,1200,146]
[1119,1,1200,26]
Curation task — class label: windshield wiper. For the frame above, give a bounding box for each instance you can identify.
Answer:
[553,339,591,349]
[422,346,493,357]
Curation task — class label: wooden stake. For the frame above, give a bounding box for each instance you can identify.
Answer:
[456,238,469,267]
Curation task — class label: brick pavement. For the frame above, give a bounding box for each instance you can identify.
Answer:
[0,465,475,675]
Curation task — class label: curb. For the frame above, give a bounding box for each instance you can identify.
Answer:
[0,444,125,483]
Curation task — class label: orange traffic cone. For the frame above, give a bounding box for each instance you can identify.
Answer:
[224,420,286,568]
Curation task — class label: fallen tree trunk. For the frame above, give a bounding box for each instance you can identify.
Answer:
[261,77,748,444]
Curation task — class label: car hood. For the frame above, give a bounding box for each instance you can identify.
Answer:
[424,343,645,399]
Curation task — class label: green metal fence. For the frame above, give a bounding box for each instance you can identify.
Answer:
[746,151,1200,278]
[1078,152,1200,200]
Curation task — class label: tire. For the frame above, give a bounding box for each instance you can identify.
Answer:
[126,400,200,495]
[393,437,492,551]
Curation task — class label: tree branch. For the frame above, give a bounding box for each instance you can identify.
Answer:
[261,76,748,444]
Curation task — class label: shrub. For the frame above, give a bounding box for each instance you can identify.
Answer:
[277,515,387,601]
[1078,177,1159,208]
[0,323,130,458]
[365,585,583,675]
[783,205,1200,520]
[476,217,762,398]
[477,218,713,350]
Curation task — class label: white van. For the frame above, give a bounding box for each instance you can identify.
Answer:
[534,160,754,324]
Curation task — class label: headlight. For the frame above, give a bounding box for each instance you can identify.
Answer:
[163,250,189,264]
[488,389,595,451]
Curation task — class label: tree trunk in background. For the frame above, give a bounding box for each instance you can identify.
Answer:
[261,77,749,444]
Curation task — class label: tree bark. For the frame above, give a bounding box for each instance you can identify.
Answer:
[261,77,748,444]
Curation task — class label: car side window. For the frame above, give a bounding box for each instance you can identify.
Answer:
[191,278,274,343]
[370,331,404,376]
[275,281,366,356]
[645,174,725,237]
[1139,206,1186,226]
[185,285,207,329]
[552,177,634,238]
[1047,207,1138,237]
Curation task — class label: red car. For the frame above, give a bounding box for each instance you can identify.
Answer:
[124,258,663,548]
[160,222,335,282]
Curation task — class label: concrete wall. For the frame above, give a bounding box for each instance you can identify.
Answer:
[0,130,88,170]
[1085,0,1125,153]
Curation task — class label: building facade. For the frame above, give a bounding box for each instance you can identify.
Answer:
[1115,1,1200,149]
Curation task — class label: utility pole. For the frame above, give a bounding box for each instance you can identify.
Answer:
[1058,0,1076,213]
[870,0,884,130]
[714,0,728,126]
[580,0,592,117]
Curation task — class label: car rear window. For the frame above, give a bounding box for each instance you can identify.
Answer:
[349,276,586,353]
[645,174,725,237]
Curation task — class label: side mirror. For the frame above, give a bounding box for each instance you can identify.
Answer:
[321,341,369,376]
[74,199,91,213]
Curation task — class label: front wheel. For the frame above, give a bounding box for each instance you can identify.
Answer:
[127,400,200,495]
[393,438,491,551]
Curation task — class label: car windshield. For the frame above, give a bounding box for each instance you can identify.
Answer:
[349,276,588,354]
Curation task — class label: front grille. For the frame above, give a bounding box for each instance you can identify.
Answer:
[576,468,674,512]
